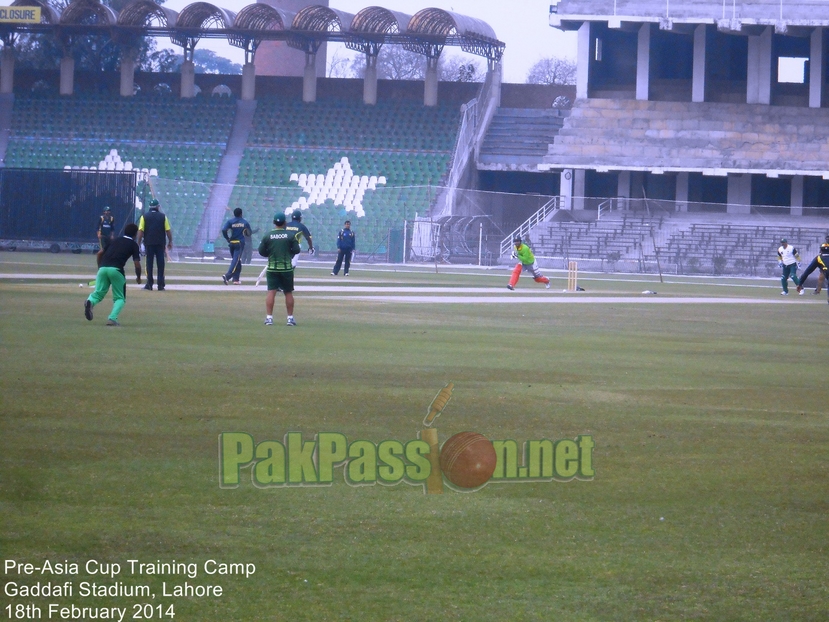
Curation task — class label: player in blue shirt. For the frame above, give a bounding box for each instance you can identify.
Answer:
[331,220,355,276]
[221,208,252,285]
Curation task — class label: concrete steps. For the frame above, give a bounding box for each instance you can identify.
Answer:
[479,108,567,162]
[542,98,829,173]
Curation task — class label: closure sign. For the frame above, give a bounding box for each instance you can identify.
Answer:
[0,7,41,22]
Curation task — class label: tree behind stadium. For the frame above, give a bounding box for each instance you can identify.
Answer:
[14,0,178,73]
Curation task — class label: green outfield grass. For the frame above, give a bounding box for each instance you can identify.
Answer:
[1,252,827,621]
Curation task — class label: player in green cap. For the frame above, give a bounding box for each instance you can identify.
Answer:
[258,212,301,326]
[507,236,550,290]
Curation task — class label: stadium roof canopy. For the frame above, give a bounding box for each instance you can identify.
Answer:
[1,0,504,62]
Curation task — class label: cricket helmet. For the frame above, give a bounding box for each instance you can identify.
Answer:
[513,235,522,245]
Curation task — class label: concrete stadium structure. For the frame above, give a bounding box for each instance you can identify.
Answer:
[543,0,829,216]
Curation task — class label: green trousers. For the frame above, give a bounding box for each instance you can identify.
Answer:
[781,263,800,293]
[87,267,127,321]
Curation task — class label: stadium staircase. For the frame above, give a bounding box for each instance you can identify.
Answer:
[478,108,567,168]
[197,99,256,253]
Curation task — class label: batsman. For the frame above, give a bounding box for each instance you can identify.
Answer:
[507,236,550,290]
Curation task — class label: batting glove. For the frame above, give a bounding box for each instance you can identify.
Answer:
[778,261,783,268]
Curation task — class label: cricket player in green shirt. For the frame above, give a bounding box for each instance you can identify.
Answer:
[258,212,301,326]
[508,236,550,290]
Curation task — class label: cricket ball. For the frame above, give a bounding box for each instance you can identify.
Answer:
[439,432,497,489]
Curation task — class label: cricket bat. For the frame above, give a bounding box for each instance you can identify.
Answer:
[255,266,267,287]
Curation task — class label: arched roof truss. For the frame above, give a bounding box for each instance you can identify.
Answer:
[406,8,503,61]
[3,0,59,46]
[115,0,176,48]
[228,3,293,57]
[289,5,353,55]
[0,1,503,66]
[11,0,60,24]
[55,0,118,51]
[346,6,409,56]
[117,0,175,28]
[171,2,235,51]
[59,0,118,26]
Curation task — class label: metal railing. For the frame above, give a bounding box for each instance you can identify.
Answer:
[500,196,560,257]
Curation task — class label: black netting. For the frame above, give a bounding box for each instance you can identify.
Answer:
[0,168,136,243]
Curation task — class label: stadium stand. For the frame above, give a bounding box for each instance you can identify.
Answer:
[531,211,828,276]
[5,93,236,248]
[226,97,461,253]
[3,89,461,254]
[544,98,829,173]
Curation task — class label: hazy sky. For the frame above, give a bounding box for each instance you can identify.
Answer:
[159,0,578,84]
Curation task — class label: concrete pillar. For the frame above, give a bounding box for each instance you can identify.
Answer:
[120,56,135,97]
[490,61,502,107]
[180,60,195,98]
[809,27,824,108]
[746,36,760,103]
[0,47,14,95]
[636,23,650,101]
[573,169,586,210]
[747,27,772,104]
[692,25,707,103]
[758,27,772,105]
[727,173,752,214]
[676,172,689,211]
[577,22,590,99]
[791,175,804,216]
[424,56,438,107]
[303,53,317,103]
[561,169,573,210]
[241,62,256,101]
[59,56,74,96]
[617,170,631,211]
[363,54,377,105]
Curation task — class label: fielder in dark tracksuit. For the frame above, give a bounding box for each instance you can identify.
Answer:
[286,209,315,269]
[221,208,252,284]
[136,199,173,291]
[97,207,115,251]
[797,243,829,304]
[332,220,355,276]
